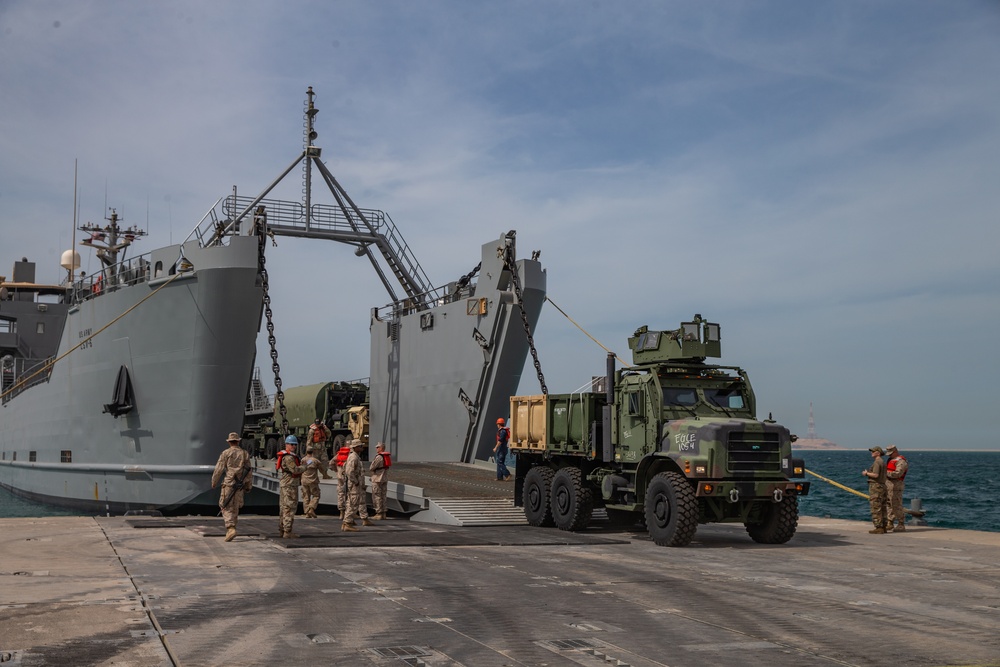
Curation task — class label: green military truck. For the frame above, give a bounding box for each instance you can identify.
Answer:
[510,315,809,547]
[254,380,369,458]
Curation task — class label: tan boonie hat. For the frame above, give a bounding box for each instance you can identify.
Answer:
[227,432,240,442]
[869,446,885,455]
[350,439,364,448]
[886,444,898,452]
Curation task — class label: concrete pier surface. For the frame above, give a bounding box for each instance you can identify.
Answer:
[2,514,999,666]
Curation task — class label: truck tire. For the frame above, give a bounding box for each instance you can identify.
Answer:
[523,466,555,527]
[550,468,594,531]
[644,471,698,547]
[745,495,799,544]
[331,434,346,452]
[265,436,279,460]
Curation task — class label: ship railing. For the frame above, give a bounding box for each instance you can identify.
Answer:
[371,279,477,321]
[0,356,53,404]
[70,251,157,305]
[245,367,273,413]
[224,194,436,300]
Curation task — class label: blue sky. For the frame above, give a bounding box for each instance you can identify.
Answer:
[2,1,998,450]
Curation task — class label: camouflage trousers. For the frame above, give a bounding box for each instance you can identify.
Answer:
[343,485,368,523]
[337,469,348,516]
[301,481,320,516]
[278,485,299,533]
[219,485,245,529]
[868,482,888,529]
[371,480,388,516]
[887,480,905,526]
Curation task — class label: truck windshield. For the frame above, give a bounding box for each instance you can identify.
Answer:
[703,387,746,410]
[662,388,698,406]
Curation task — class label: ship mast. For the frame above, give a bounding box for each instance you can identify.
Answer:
[79,209,147,288]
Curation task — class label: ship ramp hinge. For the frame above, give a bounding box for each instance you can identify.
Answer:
[458,388,477,420]
[472,327,490,351]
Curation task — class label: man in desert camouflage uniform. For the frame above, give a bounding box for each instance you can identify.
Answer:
[300,445,321,518]
[334,438,352,524]
[305,418,333,479]
[369,441,390,520]
[342,439,374,532]
[277,435,306,538]
[211,431,253,542]
[862,446,888,534]
[885,444,909,532]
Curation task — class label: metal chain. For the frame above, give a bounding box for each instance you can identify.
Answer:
[503,234,547,395]
[454,262,481,291]
[254,208,288,436]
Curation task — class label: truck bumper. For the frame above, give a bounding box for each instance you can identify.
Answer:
[693,479,810,500]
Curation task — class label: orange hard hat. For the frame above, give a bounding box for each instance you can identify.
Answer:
[496,418,505,425]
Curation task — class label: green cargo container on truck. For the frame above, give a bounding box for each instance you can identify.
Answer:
[254,380,369,458]
[510,315,809,547]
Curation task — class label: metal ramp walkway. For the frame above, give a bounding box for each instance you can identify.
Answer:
[410,497,527,527]
[250,462,530,527]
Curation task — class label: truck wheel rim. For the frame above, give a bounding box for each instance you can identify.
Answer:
[653,494,671,527]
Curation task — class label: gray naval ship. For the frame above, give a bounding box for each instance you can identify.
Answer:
[0,87,546,513]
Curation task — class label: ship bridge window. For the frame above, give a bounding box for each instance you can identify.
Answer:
[60,450,72,463]
[663,388,697,406]
[29,451,36,462]
[36,322,45,334]
[0,318,14,334]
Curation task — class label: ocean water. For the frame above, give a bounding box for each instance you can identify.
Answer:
[0,485,88,518]
[798,450,999,533]
[3,450,996,532]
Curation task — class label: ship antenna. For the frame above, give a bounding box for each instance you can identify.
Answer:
[70,159,77,283]
[303,85,318,231]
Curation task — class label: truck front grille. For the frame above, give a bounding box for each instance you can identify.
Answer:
[727,432,781,472]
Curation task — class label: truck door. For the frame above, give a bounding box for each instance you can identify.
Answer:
[617,375,655,463]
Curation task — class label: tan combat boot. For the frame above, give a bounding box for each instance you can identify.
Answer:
[362,518,375,527]
[895,522,906,532]
[341,522,358,532]
[868,527,886,534]
[376,513,387,521]
[282,531,299,539]
[224,527,236,542]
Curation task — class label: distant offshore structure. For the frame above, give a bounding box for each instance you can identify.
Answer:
[792,403,843,450]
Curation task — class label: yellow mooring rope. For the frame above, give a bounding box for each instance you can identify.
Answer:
[0,271,186,402]
[806,468,924,517]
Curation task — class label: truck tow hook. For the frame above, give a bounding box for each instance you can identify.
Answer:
[772,489,784,503]
[728,489,740,503]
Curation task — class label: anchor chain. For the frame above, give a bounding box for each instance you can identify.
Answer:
[502,231,547,395]
[254,206,289,436]
[454,262,481,291]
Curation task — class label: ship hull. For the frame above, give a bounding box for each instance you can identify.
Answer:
[0,236,265,513]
